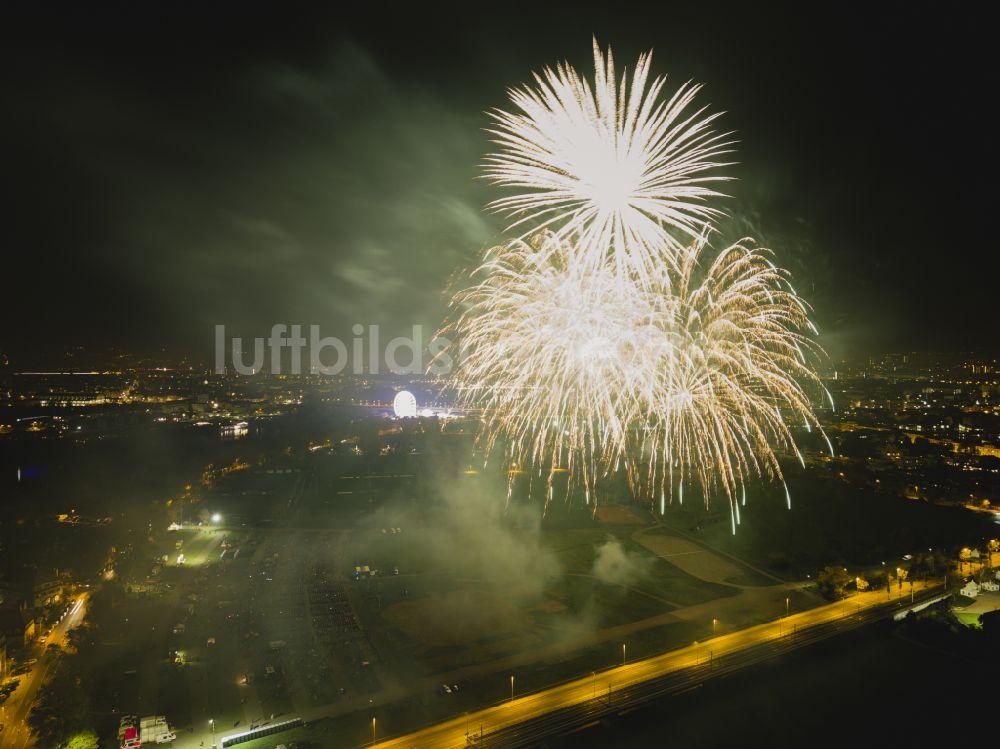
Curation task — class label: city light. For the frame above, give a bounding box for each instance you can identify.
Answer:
[3,12,996,749]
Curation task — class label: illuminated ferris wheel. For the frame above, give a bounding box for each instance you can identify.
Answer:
[392,390,417,418]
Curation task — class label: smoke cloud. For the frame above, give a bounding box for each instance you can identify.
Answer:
[590,537,650,587]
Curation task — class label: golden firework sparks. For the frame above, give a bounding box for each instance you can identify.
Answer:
[437,43,828,529]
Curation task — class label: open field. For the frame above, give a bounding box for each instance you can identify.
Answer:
[347,522,739,679]
[633,527,763,585]
[659,474,996,578]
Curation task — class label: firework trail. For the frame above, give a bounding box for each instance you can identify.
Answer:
[636,237,830,530]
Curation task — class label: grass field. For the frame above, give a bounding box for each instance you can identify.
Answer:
[954,611,982,627]
[658,474,994,578]
[349,521,738,682]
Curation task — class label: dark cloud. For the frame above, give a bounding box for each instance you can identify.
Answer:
[3,3,997,359]
[6,32,499,355]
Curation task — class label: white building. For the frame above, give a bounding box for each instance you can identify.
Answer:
[960,580,980,598]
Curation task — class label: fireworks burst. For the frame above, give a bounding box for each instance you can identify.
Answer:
[442,232,828,524]
[485,39,734,281]
[635,237,830,530]
[438,42,828,526]
[441,231,652,496]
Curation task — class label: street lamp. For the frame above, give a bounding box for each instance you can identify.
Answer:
[510,675,515,702]
[371,717,376,745]
[622,643,627,665]
[712,618,718,636]
[211,513,222,524]
[209,719,215,749]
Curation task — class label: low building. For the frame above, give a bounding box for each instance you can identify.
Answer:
[32,569,67,609]
[960,580,980,598]
[0,567,67,611]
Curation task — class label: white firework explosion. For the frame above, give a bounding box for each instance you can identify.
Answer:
[484,39,735,282]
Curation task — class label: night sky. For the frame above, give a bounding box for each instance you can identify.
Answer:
[4,2,997,362]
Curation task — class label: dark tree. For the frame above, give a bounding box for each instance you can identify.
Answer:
[27,661,92,749]
[981,609,1000,641]
[816,565,851,600]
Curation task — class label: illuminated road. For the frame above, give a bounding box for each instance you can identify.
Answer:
[372,583,941,749]
[0,593,90,749]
